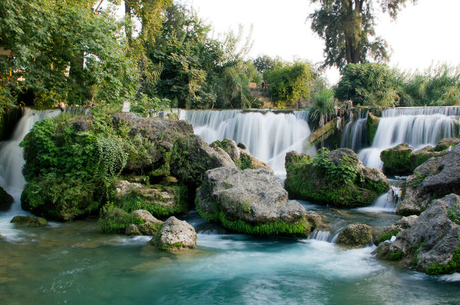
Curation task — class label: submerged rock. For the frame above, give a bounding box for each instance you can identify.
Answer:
[285,148,390,207]
[0,187,14,211]
[374,194,460,275]
[397,143,460,215]
[151,216,197,251]
[337,224,372,248]
[196,167,317,236]
[11,216,48,227]
[211,138,273,173]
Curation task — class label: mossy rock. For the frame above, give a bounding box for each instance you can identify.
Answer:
[11,216,49,227]
[337,224,372,248]
[285,149,390,207]
[367,113,380,144]
[98,207,145,234]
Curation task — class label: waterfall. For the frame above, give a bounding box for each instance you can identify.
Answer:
[357,187,401,213]
[340,107,460,168]
[309,229,332,242]
[340,109,369,153]
[184,110,316,174]
[0,108,60,235]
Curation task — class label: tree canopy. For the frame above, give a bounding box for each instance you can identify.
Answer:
[309,0,416,71]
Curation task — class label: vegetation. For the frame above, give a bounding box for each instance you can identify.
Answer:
[309,0,416,71]
[310,89,336,147]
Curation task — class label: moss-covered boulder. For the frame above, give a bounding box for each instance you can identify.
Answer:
[380,141,451,176]
[21,176,99,221]
[114,178,189,218]
[210,139,273,173]
[0,186,14,211]
[337,224,372,248]
[374,194,460,275]
[285,148,390,207]
[169,135,236,188]
[196,167,318,236]
[397,143,460,216]
[151,216,197,251]
[11,215,48,227]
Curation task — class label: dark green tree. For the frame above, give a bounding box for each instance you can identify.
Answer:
[309,0,416,71]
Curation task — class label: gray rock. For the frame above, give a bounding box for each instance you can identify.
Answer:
[337,224,372,247]
[375,194,460,274]
[125,224,142,235]
[196,167,316,236]
[397,143,460,215]
[152,216,196,251]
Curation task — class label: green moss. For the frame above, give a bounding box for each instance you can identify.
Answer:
[425,247,460,275]
[377,230,400,244]
[98,206,145,234]
[11,216,49,227]
[387,250,402,261]
[367,113,380,144]
[238,154,253,170]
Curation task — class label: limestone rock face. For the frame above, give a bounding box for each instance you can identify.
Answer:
[170,135,236,187]
[196,167,317,236]
[375,194,460,274]
[337,224,372,247]
[152,216,197,251]
[397,143,460,215]
[11,215,48,227]
[211,138,273,173]
[285,148,390,207]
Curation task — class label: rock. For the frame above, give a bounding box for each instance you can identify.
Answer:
[196,167,316,236]
[11,215,48,227]
[374,194,460,274]
[397,143,460,215]
[151,216,196,251]
[367,112,380,144]
[130,210,163,235]
[125,224,142,235]
[99,207,143,234]
[434,137,460,151]
[72,120,90,132]
[115,180,189,218]
[285,148,390,207]
[375,215,419,244]
[0,186,14,211]
[211,139,273,173]
[169,135,236,187]
[380,142,449,176]
[337,224,372,247]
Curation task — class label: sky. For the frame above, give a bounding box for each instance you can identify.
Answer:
[182,0,460,84]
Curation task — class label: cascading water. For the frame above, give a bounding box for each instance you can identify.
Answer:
[184,110,316,174]
[340,109,369,153]
[0,108,60,237]
[342,107,460,168]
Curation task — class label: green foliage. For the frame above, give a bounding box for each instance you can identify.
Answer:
[388,250,403,261]
[447,204,460,225]
[336,63,399,106]
[98,204,145,234]
[398,64,460,106]
[309,0,414,70]
[425,247,460,275]
[378,230,400,244]
[131,93,171,117]
[311,148,358,185]
[265,61,314,107]
[0,0,138,107]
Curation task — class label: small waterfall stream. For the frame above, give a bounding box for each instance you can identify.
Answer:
[184,110,316,174]
[341,107,460,168]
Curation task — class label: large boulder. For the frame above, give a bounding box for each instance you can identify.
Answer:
[380,139,455,176]
[0,186,14,211]
[11,215,48,227]
[169,135,236,187]
[374,194,460,274]
[337,224,372,248]
[211,139,273,173]
[125,210,163,236]
[285,148,390,207]
[196,167,318,236]
[151,216,197,251]
[397,143,460,215]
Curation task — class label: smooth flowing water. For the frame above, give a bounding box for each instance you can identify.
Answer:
[184,110,316,175]
[341,107,460,168]
[1,109,460,304]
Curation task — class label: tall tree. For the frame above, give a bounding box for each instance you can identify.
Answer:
[309,0,416,71]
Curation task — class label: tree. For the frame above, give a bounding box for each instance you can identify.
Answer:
[264,61,314,107]
[335,63,399,106]
[0,0,137,107]
[309,0,416,71]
